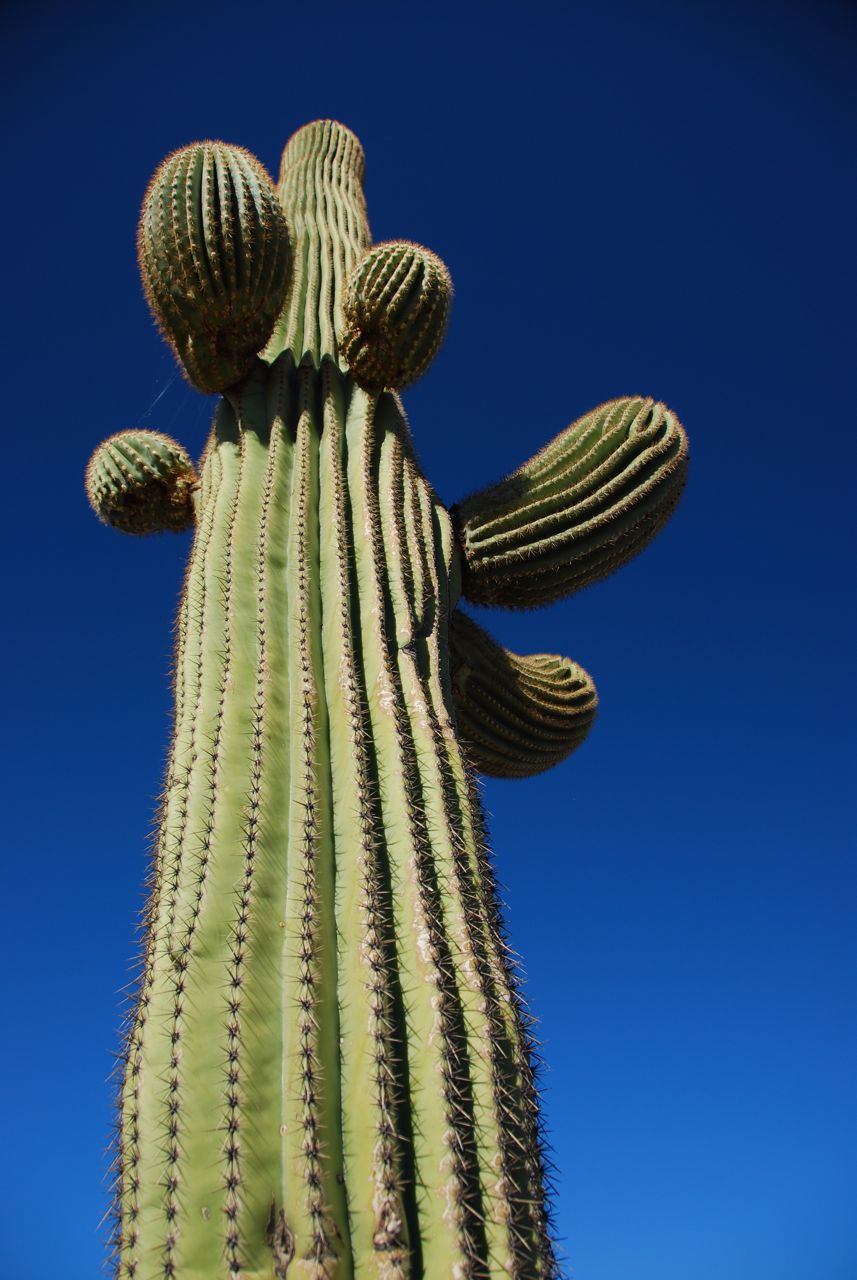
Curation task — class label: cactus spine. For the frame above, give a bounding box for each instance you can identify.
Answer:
[90,118,688,1280]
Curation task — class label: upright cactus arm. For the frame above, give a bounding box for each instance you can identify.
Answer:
[450,610,597,778]
[452,397,688,608]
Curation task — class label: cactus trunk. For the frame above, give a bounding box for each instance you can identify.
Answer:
[117,123,552,1280]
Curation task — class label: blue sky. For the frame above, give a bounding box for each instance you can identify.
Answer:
[3,1,855,1277]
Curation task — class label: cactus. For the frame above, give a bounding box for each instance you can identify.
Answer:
[89,118,688,1280]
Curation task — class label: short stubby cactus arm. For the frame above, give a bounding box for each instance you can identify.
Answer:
[451,397,688,608]
[138,143,293,393]
[450,610,597,778]
[85,430,198,534]
[340,242,452,392]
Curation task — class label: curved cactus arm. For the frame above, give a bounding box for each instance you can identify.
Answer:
[451,396,688,608]
[450,609,597,778]
[85,429,197,534]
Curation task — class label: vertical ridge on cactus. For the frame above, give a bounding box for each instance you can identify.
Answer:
[264,119,369,367]
[90,117,688,1279]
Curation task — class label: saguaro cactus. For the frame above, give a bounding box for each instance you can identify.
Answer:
[89,119,688,1280]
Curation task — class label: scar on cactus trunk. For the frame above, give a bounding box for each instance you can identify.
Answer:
[87,120,688,1280]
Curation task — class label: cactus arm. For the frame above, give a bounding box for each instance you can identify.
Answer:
[340,242,452,391]
[449,611,598,778]
[85,430,197,534]
[452,397,688,608]
[138,143,292,394]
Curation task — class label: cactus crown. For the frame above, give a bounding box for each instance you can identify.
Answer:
[136,123,453,391]
[264,119,370,367]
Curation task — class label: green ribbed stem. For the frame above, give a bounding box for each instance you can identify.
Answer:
[453,397,688,607]
[450,611,597,778]
[115,123,554,1280]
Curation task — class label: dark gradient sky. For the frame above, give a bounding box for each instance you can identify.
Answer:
[3,2,855,1277]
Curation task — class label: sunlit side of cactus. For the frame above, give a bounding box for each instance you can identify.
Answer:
[88,119,687,1280]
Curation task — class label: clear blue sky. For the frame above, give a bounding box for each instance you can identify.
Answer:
[3,2,854,1277]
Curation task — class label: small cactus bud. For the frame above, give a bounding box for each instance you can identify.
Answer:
[86,430,197,534]
[138,142,292,393]
[340,241,452,390]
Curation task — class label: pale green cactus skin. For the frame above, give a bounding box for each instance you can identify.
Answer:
[90,119,688,1280]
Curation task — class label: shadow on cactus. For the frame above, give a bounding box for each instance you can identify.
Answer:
[87,119,688,1279]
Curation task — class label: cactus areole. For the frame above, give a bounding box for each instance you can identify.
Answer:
[88,120,688,1279]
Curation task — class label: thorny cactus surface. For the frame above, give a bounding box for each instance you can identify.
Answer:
[88,120,688,1280]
